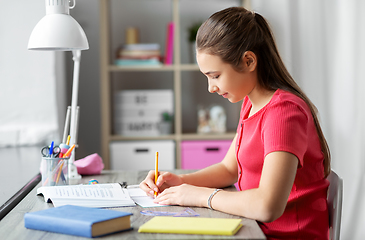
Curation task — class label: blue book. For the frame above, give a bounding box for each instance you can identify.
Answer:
[24,205,133,238]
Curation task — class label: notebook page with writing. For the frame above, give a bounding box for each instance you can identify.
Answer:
[127,185,167,208]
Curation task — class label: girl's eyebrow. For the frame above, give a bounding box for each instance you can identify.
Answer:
[204,71,218,75]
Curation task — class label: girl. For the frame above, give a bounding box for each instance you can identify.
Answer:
[140,7,331,239]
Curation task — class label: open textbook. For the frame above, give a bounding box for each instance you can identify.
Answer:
[37,183,136,208]
[37,183,165,208]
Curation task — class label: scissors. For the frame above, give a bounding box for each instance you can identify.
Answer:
[41,145,61,158]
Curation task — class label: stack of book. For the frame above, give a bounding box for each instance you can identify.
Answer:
[115,43,162,67]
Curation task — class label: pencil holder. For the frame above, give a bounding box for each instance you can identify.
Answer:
[41,157,69,186]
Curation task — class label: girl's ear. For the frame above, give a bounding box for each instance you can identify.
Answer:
[241,51,257,72]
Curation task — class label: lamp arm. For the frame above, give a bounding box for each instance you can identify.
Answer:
[70,50,81,149]
[68,50,82,179]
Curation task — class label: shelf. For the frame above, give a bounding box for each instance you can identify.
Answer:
[109,132,236,142]
[108,64,199,72]
[110,135,176,141]
[180,133,236,140]
[109,65,175,72]
[100,0,244,169]
[179,64,200,71]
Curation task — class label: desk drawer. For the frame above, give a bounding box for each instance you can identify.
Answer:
[110,140,175,170]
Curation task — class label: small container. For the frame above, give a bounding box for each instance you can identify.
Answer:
[40,157,69,186]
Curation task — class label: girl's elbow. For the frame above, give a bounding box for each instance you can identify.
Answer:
[259,211,283,223]
[256,203,285,223]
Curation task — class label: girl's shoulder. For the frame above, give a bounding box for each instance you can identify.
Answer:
[270,89,310,112]
[240,89,312,121]
[265,89,312,121]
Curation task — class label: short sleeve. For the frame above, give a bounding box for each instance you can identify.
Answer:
[262,100,310,167]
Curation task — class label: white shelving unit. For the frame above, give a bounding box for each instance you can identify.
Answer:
[99,0,248,169]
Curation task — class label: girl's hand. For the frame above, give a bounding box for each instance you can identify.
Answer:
[153,184,212,207]
[139,170,184,197]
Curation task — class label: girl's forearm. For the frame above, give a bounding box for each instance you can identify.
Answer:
[204,188,273,221]
[179,162,237,188]
[200,152,299,222]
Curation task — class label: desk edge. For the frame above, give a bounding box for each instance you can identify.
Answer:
[0,173,41,220]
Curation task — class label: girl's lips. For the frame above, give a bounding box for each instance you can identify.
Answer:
[221,93,228,98]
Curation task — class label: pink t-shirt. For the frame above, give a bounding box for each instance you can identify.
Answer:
[236,89,329,239]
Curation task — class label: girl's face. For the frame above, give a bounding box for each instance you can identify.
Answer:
[197,51,257,103]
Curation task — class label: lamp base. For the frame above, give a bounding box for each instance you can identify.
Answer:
[68,162,81,179]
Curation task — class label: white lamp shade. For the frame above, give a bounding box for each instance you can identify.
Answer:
[28,13,89,51]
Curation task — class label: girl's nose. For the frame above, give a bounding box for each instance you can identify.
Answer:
[208,84,218,93]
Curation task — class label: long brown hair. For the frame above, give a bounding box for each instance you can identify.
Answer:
[196,7,331,177]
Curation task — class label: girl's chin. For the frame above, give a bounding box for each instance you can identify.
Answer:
[227,96,241,103]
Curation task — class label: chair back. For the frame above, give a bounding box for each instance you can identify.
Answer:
[327,170,343,240]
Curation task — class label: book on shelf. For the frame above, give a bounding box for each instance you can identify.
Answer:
[24,205,133,238]
[122,43,160,51]
[118,49,161,58]
[37,183,136,208]
[115,43,162,66]
[138,216,243,236]
[115,58,162,67]
[164,21,174,65]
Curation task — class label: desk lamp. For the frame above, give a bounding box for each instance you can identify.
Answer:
[28,0,89,179]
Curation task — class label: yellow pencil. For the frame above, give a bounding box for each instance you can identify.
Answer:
[66,135,71,145]
[154,152,159,198]
[55,161,64,184]
[63,144,76,158]
[55,144,75,184]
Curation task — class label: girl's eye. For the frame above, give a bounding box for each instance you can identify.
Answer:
[212,75,220,79]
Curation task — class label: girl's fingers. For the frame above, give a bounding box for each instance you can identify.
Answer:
[139,170,159,192]
[140,170,180,197]
[155,172,167,187]
[140,170,170,195]
[156,171,181,187]
[153,191,169,204]
[154,198,170,205]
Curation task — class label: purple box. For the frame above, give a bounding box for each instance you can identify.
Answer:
[181,140,232,169]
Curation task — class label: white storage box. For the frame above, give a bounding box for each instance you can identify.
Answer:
[114,90,174,136]
[109,140,175,170]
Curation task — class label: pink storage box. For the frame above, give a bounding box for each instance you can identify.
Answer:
[181,140,232,169]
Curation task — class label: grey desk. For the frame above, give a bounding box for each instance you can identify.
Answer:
[0,170,266,239]
[0,146,42,220]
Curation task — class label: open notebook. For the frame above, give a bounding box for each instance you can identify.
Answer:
[127,185,167,208]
